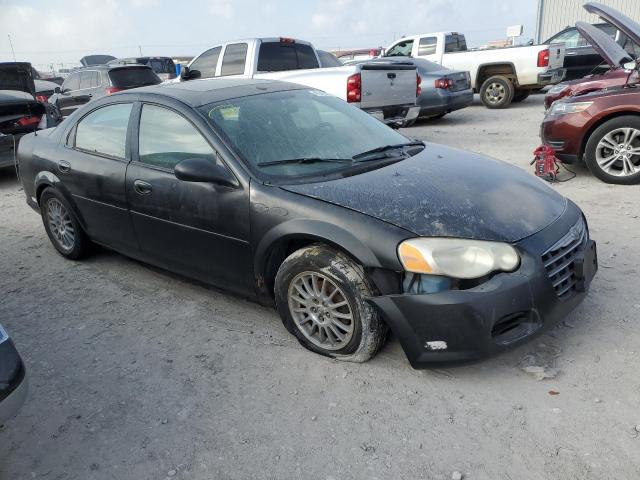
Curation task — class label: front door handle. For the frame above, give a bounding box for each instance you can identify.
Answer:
[58,160,71,173]
[133,180,152,195]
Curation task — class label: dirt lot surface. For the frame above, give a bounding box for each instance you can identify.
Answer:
[1,94,639,480]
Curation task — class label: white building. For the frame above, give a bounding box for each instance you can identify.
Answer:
[535,0,640,43]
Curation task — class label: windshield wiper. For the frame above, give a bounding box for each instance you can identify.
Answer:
[352,141,425,161]
[257,157,352,167]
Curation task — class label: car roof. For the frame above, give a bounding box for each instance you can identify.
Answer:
[71,64,155,72]
[115,78,307,107]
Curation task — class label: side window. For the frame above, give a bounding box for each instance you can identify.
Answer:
[418,37,437,56]
[63,73,80,92]
[79,71,94,89]
[220,43,248,76]
[90,71,101,88]
[138,104,216,169]
[386,40,414,57]
[190,46,221,79]
[75,103,133,159]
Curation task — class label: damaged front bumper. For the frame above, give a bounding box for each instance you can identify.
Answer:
[368,206,597,368]
[366,105,421,128]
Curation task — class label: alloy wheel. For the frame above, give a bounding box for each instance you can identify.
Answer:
[46,198,76,252]
[287,271,354,351]
[596,127,640,177]
[485,82,506,104]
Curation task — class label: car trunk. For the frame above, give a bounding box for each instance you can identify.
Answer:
[0,63,45,135]
[443,71,471,91]
[358,62,417,108]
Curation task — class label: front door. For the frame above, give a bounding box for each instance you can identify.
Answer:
[126,103,252,294]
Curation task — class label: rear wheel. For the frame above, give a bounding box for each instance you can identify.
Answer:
[40,188,90,259]
[512,89,531,103]
[584,116,640,185]
[274,245,388,363]
[480,75,514,109]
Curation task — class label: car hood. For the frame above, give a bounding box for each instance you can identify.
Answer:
[576,21,632,68]
[281,143,567,243]
[584,2,640,52]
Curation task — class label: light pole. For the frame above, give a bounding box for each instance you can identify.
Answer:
[8,34,16,61]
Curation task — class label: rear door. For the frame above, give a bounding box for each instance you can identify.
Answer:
[219,43,249,77]
[61,101,138,252]
[57,72,81,117]
[74,70,98,107]
[125,102,252,291]
[359,63,417,108]
[416,36,439,62]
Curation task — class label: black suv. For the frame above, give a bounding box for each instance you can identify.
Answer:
[108,57,177,81]
[50,65,161,118]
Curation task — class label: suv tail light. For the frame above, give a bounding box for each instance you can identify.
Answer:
[105,87,123,95]
[434,78,453,89]
[537,48,550,67]
[416,73,422,96]
[347,73,361,103]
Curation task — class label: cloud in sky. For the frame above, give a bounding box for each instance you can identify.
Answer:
[0,0,537,69]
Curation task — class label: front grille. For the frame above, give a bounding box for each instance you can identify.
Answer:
[541,217,588,299]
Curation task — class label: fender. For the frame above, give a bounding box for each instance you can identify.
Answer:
[33,171,89,231]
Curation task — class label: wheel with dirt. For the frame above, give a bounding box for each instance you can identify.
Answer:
[274,244,388,362]
[584,116,640,185]
[512,89,531,103]
[40,187,90,259]
[480,75,515,109]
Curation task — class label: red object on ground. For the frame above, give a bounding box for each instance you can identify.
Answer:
[532,145,560,181]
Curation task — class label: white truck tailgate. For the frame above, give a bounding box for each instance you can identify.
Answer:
[547,44,566,69]
[359,63,416,109]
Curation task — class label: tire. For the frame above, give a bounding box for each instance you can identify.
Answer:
[274,244,388,363]
[40,187,90,259]
[480,75,514,109]
[512,89,531,103]
[584,116,640,185]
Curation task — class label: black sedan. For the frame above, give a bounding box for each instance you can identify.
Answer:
[0,324,27,426]
[17,79,597,367]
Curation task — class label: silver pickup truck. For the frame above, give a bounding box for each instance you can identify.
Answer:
[179,37,421,127]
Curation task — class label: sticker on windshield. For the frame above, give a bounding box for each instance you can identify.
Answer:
[209,105,240,121]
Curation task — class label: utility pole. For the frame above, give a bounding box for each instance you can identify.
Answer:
[8,34,16,61]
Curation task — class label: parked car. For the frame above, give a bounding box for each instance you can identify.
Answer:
[49,64,161,118]
[383,31,566,108]
[353,56,473,122]
[31,67,64,86]
[108,57,177,81]
[0,323,28,426]
[541,12,640,184]
[0,62,46,169]
[545,68,637,109]
[179,37,420,127]
[334,48,383,64]
[80,54,116,66]
[316,50,342,68]
[18,79,596,368]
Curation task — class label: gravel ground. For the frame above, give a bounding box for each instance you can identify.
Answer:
[1,94,639,480]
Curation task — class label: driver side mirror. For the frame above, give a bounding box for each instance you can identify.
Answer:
[623,61,637,71]
[174,158,238,187]
[180,66,201,80]
[54,86,61,94]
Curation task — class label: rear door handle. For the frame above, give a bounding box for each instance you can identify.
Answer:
[133,180,152,195]
[58,160,71,173]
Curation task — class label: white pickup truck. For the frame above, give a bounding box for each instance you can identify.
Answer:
[179,37,421,127]
[383,32,566,108]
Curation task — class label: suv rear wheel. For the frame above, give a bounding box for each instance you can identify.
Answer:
[274,245,388,362]
[584,116,640,185]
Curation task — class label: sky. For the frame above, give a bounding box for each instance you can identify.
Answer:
[0,0,538,70]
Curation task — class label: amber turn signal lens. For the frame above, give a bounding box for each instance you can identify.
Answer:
[398,242,433,273]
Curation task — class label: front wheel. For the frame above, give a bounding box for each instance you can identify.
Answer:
[274,245,388,363]
[584,116,640,185]
[40,188,90,259]
[480,75,514,109]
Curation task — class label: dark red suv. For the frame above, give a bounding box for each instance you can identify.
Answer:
[541,5,640,184]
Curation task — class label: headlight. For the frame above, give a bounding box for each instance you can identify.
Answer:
[398,238,520,279]
[548,84,569,95]
[549,101,593,116]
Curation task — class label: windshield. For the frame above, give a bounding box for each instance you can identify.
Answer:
[199,89,412,182]
[108,67,161,88]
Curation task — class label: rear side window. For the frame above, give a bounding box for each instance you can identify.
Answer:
[418,37,437,56]
[257,42,320,72]
[190,47,221,79]
[63,73,80,92]
[75,103,133,159]
[108,67,160,88]
[138,104,215,169]
[444,34,467,53]
[220,43,248,76]
[79,71,96,89]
